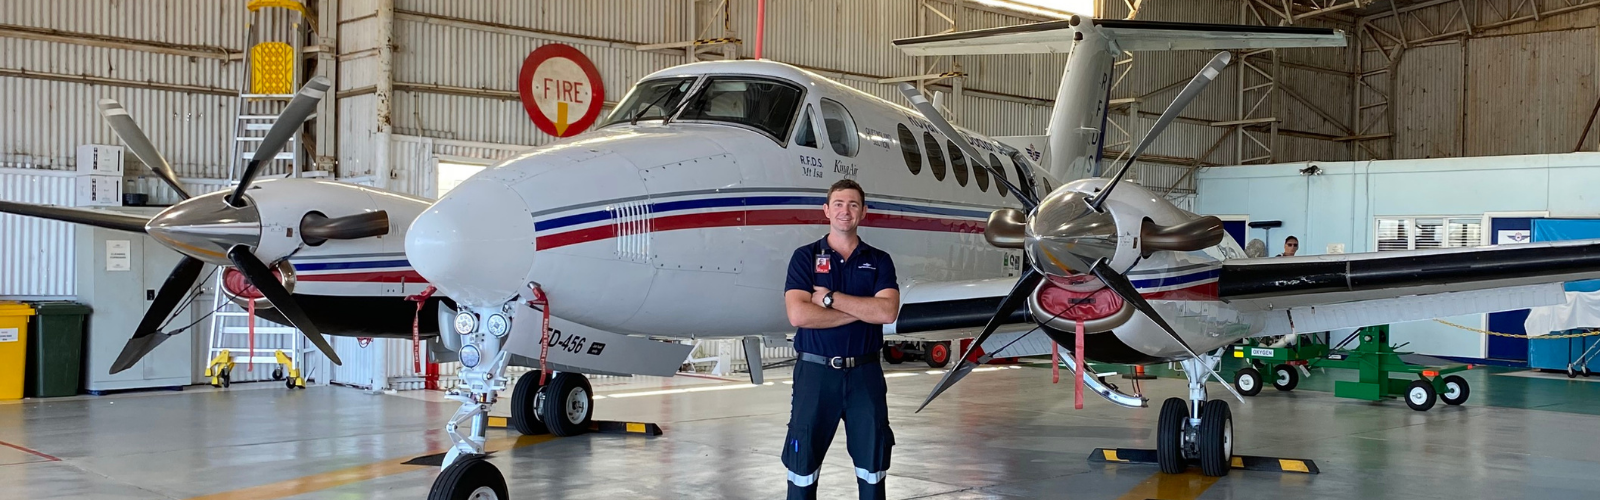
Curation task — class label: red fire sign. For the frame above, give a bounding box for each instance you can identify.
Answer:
[517,43,605,138]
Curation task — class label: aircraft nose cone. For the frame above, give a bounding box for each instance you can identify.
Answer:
[407,178,537,306]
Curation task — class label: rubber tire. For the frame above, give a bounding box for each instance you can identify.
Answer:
[925,342,951,368]
[883,344,907,364]
[1198,400,1233,477]
[1272,364,1299,392]
[1156,397,1188,474]
[220,368,231,388]
[1440,375,1470,406]
[1406,379,1437,411]
[272,367,285,381]
[1569,367,1579,379]
[510,370,549,435]
[427,455,508,500]
[1234,368,1262,397]
[539,372,594,437]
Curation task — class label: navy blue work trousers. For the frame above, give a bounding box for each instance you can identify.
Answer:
[781,360,893,500]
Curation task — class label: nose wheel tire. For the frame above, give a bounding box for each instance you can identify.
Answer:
[510,370,549,435]
[1440,375,1470,406]
[1156,397,1188,474]
[925,342,951,368]
[538,372,593,437]
[1272,364,1299,391]
[1406,379,1437,411]
[427,455,508,500]
[1198,400,1233,477]
[1234,368,1261,397]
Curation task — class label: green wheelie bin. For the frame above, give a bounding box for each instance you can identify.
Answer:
[24,302,91,398]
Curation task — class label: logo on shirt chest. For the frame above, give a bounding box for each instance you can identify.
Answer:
[815,255,831,273]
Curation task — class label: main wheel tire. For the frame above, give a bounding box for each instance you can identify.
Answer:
[1440,375,1470,406]
[1235,368,1262,397]
[883,344,907,364]
[1197,400,1233,477]
[1406,379,1437,411]
[510,370,549,435]
[925,342,951,368]
[1156,397,1188,474]
[538,372,594,437]
[1272,364,1299,392]
[427,455,508,500]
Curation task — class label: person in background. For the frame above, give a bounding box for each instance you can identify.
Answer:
[1279,236,1299,257]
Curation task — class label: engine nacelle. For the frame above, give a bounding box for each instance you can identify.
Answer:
[221,260,296,309]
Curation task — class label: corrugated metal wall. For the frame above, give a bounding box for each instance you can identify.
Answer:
[1465,28,1597,156]
[0,169,76,296]
[1395,42,1465,159]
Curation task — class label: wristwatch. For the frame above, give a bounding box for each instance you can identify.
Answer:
[823,291,836,309]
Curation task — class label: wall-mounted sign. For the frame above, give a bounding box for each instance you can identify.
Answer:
[106,240,131,271]
[517,43,605,138]
[1498,230,1531,244]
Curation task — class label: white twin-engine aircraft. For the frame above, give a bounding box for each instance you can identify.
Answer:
[9,15,1600,499]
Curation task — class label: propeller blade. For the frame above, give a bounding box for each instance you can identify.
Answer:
[226,245,343,365]
[97,99,190,200]
[1090,51,1231,212]
[916,267,1044,412]
[1089,259,1246,402]
[228,77,331,207]
[110,256,205,373]
[0,200,150,233]
[895,83,1039,211]
[300,210,390,245]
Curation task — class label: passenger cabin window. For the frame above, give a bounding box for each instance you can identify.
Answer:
[819,99,859,157]
[897,124,921,174]
[675,77,805,141]
[924,132,946,181]
[989,153,1008,197]
[947,140,968,187]
[602,77,696,126]
[973,154,990,192]
[1013,162,1035,199]
[794,105,818,148]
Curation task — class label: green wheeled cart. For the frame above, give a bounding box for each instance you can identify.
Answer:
[1232,325,1472,411]
[1231,334,1328,396]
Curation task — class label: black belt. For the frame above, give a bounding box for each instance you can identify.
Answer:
[799,352,879,369]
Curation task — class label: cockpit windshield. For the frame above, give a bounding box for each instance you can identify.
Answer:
[674,77,805,140]
[602,77,696,126]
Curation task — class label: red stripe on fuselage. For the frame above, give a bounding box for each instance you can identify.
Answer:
[534,209,987,250]
[1140,281,1219,301]
[297,270,428,283]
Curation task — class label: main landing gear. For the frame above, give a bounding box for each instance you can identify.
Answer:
[429,305,598,500]
[1156,354,1234,477]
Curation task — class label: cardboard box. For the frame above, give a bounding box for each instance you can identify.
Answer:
[74,175,122,207]
[76,145,125,176]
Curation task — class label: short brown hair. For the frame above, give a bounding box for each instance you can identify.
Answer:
[827,179,866,203]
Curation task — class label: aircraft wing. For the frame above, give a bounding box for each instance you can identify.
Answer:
[886,277,1056,359]
[1219,240,1600,333]
[893,18,1344,56]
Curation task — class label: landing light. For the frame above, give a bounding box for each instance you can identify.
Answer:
[486,314,510,337]
[454,311,478,334]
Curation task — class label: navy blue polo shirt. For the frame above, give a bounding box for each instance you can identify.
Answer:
[784,236,898,357]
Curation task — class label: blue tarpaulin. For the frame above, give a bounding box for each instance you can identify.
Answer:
[1532,219,1600,292]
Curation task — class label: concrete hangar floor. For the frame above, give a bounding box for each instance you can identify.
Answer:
[3,361,1598,500]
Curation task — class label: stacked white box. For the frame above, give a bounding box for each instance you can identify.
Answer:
[74,175,122,207]
[76,145,125,176]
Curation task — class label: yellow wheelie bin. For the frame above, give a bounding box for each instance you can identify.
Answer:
[0,302,36,400]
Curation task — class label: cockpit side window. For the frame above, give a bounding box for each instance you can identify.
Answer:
[601,77,697,127]
[794,105,818,148]
[675,76,805,141]
[818,99,859,157]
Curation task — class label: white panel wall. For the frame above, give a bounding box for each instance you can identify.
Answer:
[0,169,76,297]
